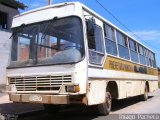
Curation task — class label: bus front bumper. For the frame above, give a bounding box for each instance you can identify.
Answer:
[9,94,86,104]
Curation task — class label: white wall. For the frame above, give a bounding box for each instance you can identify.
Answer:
[0,4,19,85]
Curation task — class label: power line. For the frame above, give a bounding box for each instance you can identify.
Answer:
[94,0,134,36]
[94,0,160,53]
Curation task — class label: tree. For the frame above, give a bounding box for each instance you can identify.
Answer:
[158,67,160,71]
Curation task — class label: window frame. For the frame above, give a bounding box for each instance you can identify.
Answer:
[104,23,117,56]
[129,39,137,52]
[138,44,144,55]
[104,24,115,41]
[149,51,157,68]
[129,39,139,63]
[0,11,8,29]
[117,31,128,48]
[138,44,146,65]
[87,23,105,66]
[86,20,157,69]
[9,16,85,68]
[117,31,130,60]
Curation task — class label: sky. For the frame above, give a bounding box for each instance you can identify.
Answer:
[18,0,160,67]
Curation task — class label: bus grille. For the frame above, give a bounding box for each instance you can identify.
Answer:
[8,75,72,92]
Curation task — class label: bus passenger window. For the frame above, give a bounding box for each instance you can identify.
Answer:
[150,52,156,68]
[138,45,146,65]
[87,23,104,65]
[148,51,153,67]
[145,49,150,66]
[104,24,117,56]
[117,31,130,60]
[129,39,139,63]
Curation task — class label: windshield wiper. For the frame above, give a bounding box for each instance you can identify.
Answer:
[10,24,26,39]
[41,17,58,40]
[39,17,58,51]
[37,44,58,50]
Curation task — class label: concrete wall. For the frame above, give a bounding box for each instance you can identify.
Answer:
[0,4,19,88]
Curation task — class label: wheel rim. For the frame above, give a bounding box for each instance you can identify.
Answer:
[106,92,112,110]
[97,91,112,115]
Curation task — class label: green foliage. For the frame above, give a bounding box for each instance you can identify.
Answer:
[159,81,160,88]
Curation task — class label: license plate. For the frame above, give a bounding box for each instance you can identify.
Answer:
[29,95,42,102]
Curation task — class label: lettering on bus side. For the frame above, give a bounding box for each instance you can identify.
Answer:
[105,56,157,76]
[134,66,147,74]
[109,60,156,75]
[147,68,155,75]
[109,60,134,72]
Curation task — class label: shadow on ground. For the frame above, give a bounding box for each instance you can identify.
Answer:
[0,103,43,114]
[0,96,154,120]
[111,95,153,112]
[18,105,100,120]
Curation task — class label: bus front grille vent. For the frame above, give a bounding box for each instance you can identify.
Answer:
[8,75,72,91]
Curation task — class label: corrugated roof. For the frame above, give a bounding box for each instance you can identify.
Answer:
[0,0,26,10]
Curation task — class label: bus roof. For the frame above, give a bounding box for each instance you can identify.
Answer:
[13,2,155,53]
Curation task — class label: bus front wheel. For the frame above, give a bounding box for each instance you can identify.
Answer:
[141,85,148,101]
[97,91,112,115]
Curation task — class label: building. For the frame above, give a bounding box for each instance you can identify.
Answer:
[0,0,25,92]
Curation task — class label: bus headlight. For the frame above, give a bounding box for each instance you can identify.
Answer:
[65,85,80,92]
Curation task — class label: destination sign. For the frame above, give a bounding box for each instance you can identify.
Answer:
[104,56,158,76]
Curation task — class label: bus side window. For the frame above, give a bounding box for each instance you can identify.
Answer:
[138,45,146,65]
[86,20,104,65]
[117,31,130,60]
[150,52,156,68]
[145,49,150,66]
[153,53,157,68]
[104,24,117,56]
[129,39,139,63]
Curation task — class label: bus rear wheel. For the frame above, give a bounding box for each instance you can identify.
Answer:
[44,104,60,114]
[97,91,112,115]
[141,85,148,101]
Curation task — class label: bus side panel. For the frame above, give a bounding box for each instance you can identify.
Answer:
[118,80,127,99]
[148,80,158,92]
[127,81,143,97]
[87,80,107,105]
[118,80,146,99]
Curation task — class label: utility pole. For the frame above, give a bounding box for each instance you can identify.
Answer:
[48,0,52,5]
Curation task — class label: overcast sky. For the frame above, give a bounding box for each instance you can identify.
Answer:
[19,0,160,67]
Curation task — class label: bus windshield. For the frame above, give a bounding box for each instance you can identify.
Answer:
[9,16,84,67]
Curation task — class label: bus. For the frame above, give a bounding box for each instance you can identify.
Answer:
[7,2,158,115]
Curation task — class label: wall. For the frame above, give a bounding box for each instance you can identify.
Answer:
[0,4,19,89]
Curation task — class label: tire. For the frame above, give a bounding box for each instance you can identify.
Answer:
[141,85,148,101]
[97,91,112,115]
[44,104,60,114]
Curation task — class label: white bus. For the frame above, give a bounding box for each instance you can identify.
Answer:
[7,2,158,115]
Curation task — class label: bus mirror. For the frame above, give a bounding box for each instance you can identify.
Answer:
[86,17,95,35]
